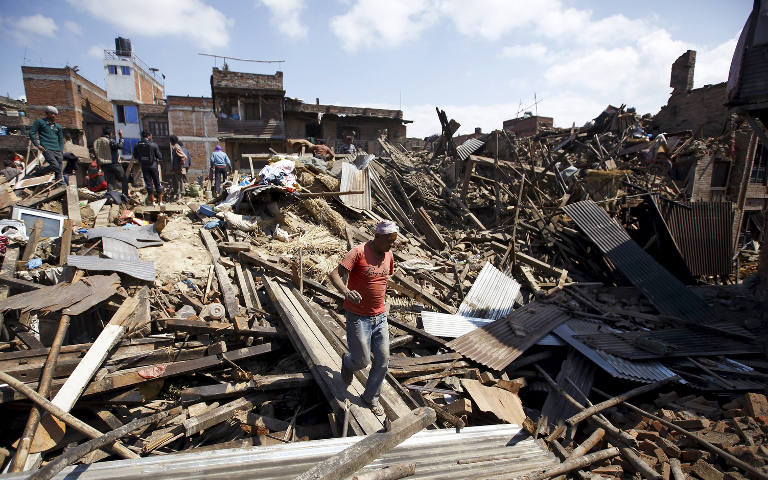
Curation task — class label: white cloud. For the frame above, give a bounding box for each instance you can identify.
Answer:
[501,43,548,59]
[87,44,109,59]
[66,0,232,50]
[4,14,57,44]
[695,36,739,87]
[330,0,439,52]
[63,20,82,36]
[259,0,307,39]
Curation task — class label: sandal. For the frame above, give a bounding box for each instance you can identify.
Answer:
[363,398,384,416]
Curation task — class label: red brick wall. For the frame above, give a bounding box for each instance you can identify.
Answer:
[653,83,728,137]
[167,97,218,172]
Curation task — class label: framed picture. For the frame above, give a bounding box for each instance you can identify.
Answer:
[11,206,68,238]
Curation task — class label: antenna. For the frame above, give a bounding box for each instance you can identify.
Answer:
[534,92,538,116]
[198,53,285,65]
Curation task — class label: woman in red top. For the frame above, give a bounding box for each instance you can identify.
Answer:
[330,220,398,416]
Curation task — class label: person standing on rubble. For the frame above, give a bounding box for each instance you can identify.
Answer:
[209,145,231,195]
[133,130,164,205]
[330,220,398,416]
[29,106,65,183]
[93,127,129,197]
[170,135,190,200]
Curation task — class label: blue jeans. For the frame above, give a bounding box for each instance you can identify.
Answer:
[342,311,389,404]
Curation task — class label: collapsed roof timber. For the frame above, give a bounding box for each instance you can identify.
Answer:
[0,4,767,479]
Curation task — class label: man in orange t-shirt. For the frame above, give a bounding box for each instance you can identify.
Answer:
[330,220,398,416]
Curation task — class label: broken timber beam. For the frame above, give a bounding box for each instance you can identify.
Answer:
[295,407,435,480]
[65,175,81,227]
[21,219,43,263]
[199,228,240,320]
[179,373,313,403]
[160,318,283,338]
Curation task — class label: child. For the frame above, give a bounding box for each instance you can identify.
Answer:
[86,158,107,192]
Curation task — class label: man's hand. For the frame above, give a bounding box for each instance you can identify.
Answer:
[118,129,123,138]
[38,145,46,152]
[345,289,363,304]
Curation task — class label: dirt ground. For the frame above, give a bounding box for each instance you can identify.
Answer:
[139,214,211,285]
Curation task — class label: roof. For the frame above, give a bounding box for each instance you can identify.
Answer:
[285,99,404,120]
[211,68,284,91]
[1,425,557,480]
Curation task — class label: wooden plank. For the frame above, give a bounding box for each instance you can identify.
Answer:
[389,272,453,314]
[21,219,43,263]
[160,318,282,338]
[199,228,239,319]
[413,207,446,250]
[58,219,72,266]
[386,317,450,349]
[183,395,258,436]
[18,186,66,208]
[66,176,81,227]
[241,251,344,302]
[234,263,254,310]
[180,373,313,403]
[244,267,262,310]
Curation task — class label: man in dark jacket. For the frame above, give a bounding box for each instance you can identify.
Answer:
[93,127,129,196]
[133,130,164,205]
[28,106,64,183]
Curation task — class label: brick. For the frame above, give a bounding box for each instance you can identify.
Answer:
[639,440,659,453]
[743,392,768,418]
[691,459,724,480]
[496,377,526,394]
[680,449,707,462]
[712,421,728,433]
[654,447,670,464]
[724,408,744,419]
[675,418,710,430]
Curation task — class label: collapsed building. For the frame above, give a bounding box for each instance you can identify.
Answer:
[1,4,768,479]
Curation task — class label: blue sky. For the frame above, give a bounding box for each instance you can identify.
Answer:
[0,0,751,137]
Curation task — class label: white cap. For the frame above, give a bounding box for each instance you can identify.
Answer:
[44,106,58,114]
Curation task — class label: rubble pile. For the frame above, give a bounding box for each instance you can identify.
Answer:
[0,103,765,480]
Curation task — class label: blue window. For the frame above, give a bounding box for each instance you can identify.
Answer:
[120,66,131,75]
[123,105,138,123]
[107,65,117,75]
[122,138,140,155]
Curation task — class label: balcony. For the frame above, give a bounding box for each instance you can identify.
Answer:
[217,119,285,140]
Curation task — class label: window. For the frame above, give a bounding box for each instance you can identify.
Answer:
[750,142,768,184]
[116,105,138,124]
[121,66,131,75]
[122,138,140,155]
[107,65,118,75]
[77,85,81,94]
[244,102,259,121]
[148,121,168,137]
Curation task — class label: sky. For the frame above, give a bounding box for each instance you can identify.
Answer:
[0,0,752,138]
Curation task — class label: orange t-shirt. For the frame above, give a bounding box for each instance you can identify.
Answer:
[340,242,394,316]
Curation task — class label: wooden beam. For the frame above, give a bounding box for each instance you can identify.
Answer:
[199,228,240,319]
[386,317,450,349]
[160,318,282,338]
[66,175,81,227]
[179,373,313,403]
[234,263,254,310]
[58,219,72,267]
[21,219,43,263]
[183,395,259,436]
[295,407,435,480]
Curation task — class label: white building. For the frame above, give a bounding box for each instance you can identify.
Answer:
[103,37,164,158]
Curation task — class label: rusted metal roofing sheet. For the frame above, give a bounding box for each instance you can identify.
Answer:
[339,161,371,211]
[67,255,156,282]
[562,200,716,324]
[658,199,733,276]
[553,321,677,383]
[573,329,763,360]
[456,137,485,161]
[5,425,557,480]
[457,262,520,320]
[420,311,493,338]
[447,302,570,371]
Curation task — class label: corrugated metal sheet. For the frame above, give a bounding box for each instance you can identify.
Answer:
[541,349,595,420]
[553,322,677,383]
[658,199,733,276]
[339,161,372,211]
[101,237,139,261]
[448,302,570,371]
[457,262,520,320]
[67,255,156,281]
[3,425,557,480]
[421,311,493,338]
[562,200,716,324]
[456,138,485,161]
[573,329,763,360]
[86,225,163,248]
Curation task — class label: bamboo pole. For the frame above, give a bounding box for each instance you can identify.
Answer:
[10,314,71,471]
